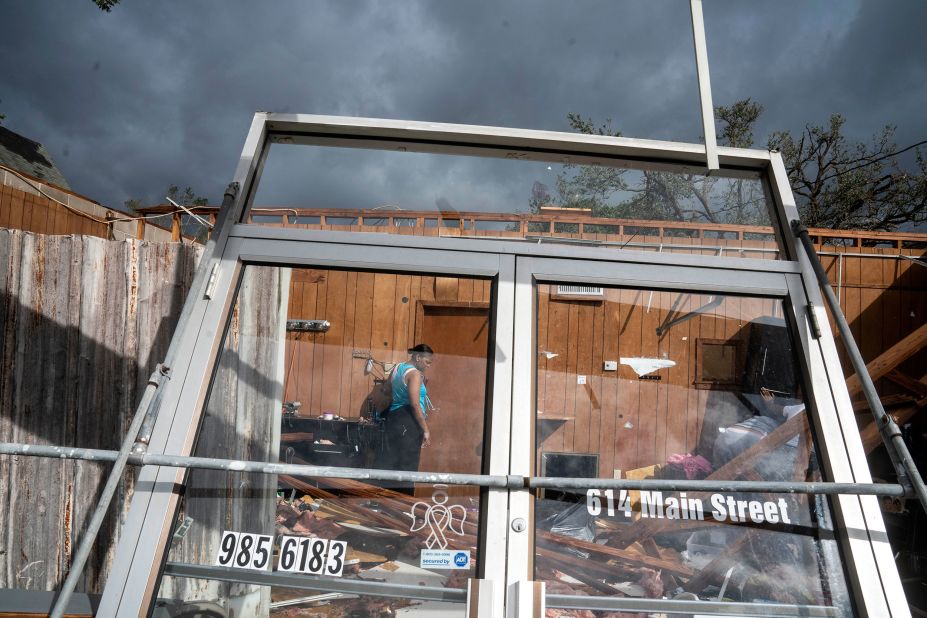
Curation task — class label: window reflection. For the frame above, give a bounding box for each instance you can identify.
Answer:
[155,266,492,617]
[247,144,781,259]
[535,286,853,616]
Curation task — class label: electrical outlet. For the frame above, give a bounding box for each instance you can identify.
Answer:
[577,375,587,385]
[603,360,618,371]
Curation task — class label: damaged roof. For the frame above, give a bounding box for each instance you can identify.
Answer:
[0,124,71,190]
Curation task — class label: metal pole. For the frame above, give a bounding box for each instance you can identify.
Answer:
[48,365,168,618]
[134,182,240,449]
[792,220,927,513]
[690,0,719,171]
[1,441,908,497]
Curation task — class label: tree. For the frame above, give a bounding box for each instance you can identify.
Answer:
[550,112,768,226]
[769,116,927,230]
[92,0,120,11]
[558,100,927,231]
[716,98,763,148]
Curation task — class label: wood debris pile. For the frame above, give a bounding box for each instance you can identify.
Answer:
[269,475,476,616]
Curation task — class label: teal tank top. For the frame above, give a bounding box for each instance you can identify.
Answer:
[389,362,428,416]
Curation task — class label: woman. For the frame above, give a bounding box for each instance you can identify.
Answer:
[378,344,434,493]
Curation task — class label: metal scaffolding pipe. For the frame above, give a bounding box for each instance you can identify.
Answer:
[527,476,906,497]
[545,593,837,616]
[793,220,927,513]
[0,441,907,497]
[163,562,467,603]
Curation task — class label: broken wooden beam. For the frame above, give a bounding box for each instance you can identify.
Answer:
[846,321,927,398]
[536,531,693,578]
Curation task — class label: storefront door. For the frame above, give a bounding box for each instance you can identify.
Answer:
[99,237,897,618]
[503,255,884,618]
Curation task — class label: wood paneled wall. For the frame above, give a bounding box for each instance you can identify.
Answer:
[0,183,109,238]
[536,287,785,478]
[282,269,492,418]
[818,247,927,384]
[278,247,927,480]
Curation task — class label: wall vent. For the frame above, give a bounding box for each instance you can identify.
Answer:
[555,284,604,297]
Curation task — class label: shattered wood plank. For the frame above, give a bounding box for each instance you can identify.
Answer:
[536,531,693,578]
[312,475,480,537]
[846,320,927,398]
[851,393,917,412]
[536,545,636,586]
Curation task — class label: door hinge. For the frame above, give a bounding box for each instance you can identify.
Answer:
[204,264,220,299]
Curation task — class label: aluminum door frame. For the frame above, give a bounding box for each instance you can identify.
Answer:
[508,255,901,618]
[99,235,516,616]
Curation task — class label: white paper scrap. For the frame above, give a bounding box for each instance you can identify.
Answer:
[619,357,676,377]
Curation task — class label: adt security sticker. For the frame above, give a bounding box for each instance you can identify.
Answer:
[420,549,471,570]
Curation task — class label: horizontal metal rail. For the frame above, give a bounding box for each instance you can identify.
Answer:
[545,593,839,616]
[164,562,467,603]
[527,476,906,497]
[0,442,909,497]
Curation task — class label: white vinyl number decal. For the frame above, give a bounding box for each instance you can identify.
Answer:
[277,536,347,577]
[215,531,272,571]
[586,488,633,517]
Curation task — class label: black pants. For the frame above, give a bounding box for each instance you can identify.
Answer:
[376,405,423,495]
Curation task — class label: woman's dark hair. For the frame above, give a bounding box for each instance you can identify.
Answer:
[408,343,434,355]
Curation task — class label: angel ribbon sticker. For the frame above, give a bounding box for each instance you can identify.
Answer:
[408,484,467,549]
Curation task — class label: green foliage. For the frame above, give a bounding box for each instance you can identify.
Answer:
[167,185,209,208]
[166,185,210,242]
[92,0,120,11]
[715,98,764,148]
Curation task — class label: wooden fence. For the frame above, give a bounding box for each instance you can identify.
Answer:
[0,180,173,242]
[0,183,110,239]
[0,229,200,593]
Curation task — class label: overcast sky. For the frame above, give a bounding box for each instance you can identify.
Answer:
[2,1,926,213]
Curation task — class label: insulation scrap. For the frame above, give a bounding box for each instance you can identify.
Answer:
[635,568,664,598]
[276,499,301,527]
[291,510,344,537]
[665,453,712,479]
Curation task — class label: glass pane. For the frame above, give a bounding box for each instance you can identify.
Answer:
[154,265,493,616]
[534,285,853,616]
[247,143,782,259]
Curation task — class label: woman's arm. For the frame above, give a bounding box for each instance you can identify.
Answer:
[407,369,431,447]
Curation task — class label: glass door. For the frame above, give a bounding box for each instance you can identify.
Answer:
[507,256,873,618]
[101,238,515,617]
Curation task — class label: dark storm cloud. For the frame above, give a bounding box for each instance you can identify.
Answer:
[1,1,925,211]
